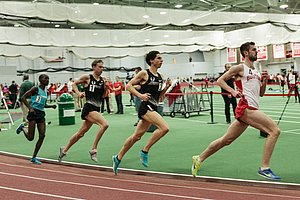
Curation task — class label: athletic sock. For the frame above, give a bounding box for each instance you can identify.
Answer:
[260,167,270,170]
[141,150,148,154]
[116,155,121,162]
[197,157,202,164]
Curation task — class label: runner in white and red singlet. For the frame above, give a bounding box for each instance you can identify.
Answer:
[191,42,281,181]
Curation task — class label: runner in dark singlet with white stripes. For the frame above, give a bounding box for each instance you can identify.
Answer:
[59,59,109,163]
[138,69,163,119]
[81,74,105,120]
[112,51,172,175]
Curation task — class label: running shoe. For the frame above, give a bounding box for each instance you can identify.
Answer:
[58,147,66,163]
[89,149,98,162]
[112,155,120,175]
[258,167,281,181]
[30,157,41,165]
[139,150,149,167]
[191,155,202,177]
[16,123,25,134]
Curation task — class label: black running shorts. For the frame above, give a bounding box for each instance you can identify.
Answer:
[81,103,100,120]
[138,101,158,119]
[27,108,45,123]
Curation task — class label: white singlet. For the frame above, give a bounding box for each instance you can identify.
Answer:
[235,64,261,118]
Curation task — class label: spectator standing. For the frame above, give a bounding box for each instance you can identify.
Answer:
[101,78,111,114]
[288,71,300,103]
[19,74,34,126]
[114,76,124,114]
[107,78,114,114]
[276,73,285,92]
[220,63,237,124]
[8,81,18,108]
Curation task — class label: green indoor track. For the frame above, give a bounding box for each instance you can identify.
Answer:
[1,88,299,184]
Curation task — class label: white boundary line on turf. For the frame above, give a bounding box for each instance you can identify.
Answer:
[0,162,300,199]
[284,129,300,132]
[282,129,300,134]
[169,116,300,128]
[0,185,84,200]
[213,108,300,117]
[1,151,300,189]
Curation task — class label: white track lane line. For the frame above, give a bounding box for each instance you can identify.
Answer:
[0,171,212,200]
[283,129,300,132]
[0,185,85,200]
[0,163,299,199]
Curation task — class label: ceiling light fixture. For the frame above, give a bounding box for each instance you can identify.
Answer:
[183,19,191,23]
[140,26,158,31]
[93,33,98,36]
[143,15,149,19]
[199,0,211,5]
[146,26,159,31]
[93,3,99,5]
[279,4,288,9]
[141,26,152,31]
[70,26,75,29]
[175,4,183,8]
[160,11,167,15]
[186,29,192,32]
[55,24,60,28]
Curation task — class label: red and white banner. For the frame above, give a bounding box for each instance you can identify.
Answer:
[292,42,300,58]
[227,48,237,63]
[273,44,285,59]
[257,46,268,61]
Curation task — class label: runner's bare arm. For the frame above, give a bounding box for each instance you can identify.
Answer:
[217,64,243,98]
[126,70,150,101]
[21,86,38,110]
[72,74,89,98]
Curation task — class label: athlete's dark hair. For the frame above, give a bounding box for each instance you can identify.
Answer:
[91,59,103,68]
[38,74,49,82]
[240,42,255,58]
[145,51,160,66]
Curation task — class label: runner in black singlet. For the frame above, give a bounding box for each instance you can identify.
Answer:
[58,59,109,163]
[112,51,171,175]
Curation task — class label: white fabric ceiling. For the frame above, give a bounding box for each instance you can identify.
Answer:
[0,1,300,58]
[1,2,300,26]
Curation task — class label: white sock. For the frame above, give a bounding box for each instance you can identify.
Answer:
[260,167,270,170]
[198,158,202,164]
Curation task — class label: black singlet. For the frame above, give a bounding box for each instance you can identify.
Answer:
[84,74,105,107]
[140,69,163,105]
